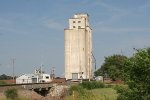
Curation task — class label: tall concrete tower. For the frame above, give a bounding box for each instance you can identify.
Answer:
[64,13,92,80]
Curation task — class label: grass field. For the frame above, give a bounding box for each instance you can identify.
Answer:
[66,88,118,100]
[0,80,7,85]
[91,88,118,100]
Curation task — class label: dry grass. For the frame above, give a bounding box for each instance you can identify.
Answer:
[0,96,6,100]
[66,88,118,100]
[91,88,118,100]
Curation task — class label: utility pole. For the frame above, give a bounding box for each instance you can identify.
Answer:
[50,67,55,80]
[11,58,15,82]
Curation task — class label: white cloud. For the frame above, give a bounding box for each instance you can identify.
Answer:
[0,18,13,25]
[102,12,129,25]
[90,1,131,26]
[90,1,124,12]
[139,1,150,11]
[100,2,123,12]
[0,33,3,36]
[95,27,150,33]
[0,26,30,35]
[0,17,29,35]
[42,19,64,31]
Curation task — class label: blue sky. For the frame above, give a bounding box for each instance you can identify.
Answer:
[0,0,150,77]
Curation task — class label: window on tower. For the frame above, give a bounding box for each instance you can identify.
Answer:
[73,26,76,28]
[78,21,81,23]
[73,21,76,23]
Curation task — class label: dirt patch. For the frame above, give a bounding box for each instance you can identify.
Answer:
[0,87,66,100]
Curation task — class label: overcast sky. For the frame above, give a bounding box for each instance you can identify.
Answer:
[0,0,150,77]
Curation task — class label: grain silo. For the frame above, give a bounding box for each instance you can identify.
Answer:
[64,13,92,80]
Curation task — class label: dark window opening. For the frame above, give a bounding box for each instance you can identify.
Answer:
[46,76,49,79]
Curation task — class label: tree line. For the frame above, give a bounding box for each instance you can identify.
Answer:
[0,74,12,80]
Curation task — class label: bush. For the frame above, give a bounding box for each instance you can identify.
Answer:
[80,81,104,90]
[4,88,18,100]
[69,85,85,95]
[114,85,141,100]
[69,85,95,100]
[114,85,127,93]
[105,84,113,88]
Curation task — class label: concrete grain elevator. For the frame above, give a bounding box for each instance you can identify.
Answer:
[64,13,92,80]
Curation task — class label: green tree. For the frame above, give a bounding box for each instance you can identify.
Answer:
[119,47,150,100]
[94,54,127,81]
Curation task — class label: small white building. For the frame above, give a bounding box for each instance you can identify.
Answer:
[16,74,38,84]
[39,74,51,83]
[95,76,103,82]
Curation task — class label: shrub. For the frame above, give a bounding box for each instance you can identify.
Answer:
[105,84,113,88]
[4,88,18,100]
[69,85,85,95]
[114,85,140,100]
[69,85,95,100]
[114,85,127,93]
[80,81,104,90]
